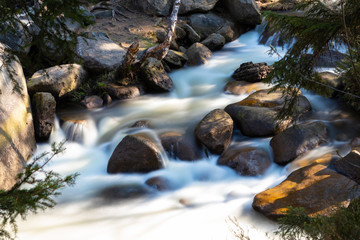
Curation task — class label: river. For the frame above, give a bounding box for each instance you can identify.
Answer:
[17,26,360,240]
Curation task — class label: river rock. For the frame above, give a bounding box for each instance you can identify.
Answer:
[334,150,360,184]
[186,43,212,66]
[217,21,239,42]
[252,164,360,220]
[0,43,36,190]
[145,176,172,191]
[32,92,56,142]
[76,34,126,73]
[223,0,261,25]
[138,58,174,92]
[98,184,152,201]
[351,137,360,151]
[80,95,103,109]
[160,132,201,161]
[163,50,188,69]
[231,62,272,83]
[270,121,328,165]
[194,109,233,154]
[182,24,201,44]
[201,33,226,51]
[189,13,225,39]
[107,134,165,173]
[27,64,87,98]
[106,83,144,100]
[224,81,269,95]
[131,120,151,128]
[218,146,271,176]
[156,29,179,50]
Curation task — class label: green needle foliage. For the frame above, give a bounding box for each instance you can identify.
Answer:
[263,0,360,116]
[0,141,78,240]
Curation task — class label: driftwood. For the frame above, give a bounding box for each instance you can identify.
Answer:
[114,0,181,81]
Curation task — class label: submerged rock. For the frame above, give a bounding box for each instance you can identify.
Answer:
[145,176,172,191]
[0,43,36,190]
[218,146,271,176]
[270,121,328,165]
[27,64,87,98]
[186,43,212,66]
[107,134,165,173]
[195,109,233,154]
[252,164,360,220]
[32,92,56,142]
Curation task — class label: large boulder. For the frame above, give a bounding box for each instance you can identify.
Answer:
[32,92,56,142]
[194,109,233,154]
[0,43,36,190]
[160,131,202,161]
[218,146,271,176]
[138,58,174,92]
[189,13,225,39]
[107,134,165,173]
[106,83,144,100]
[76,34,126,73]
[223,0,261,25]
[186,43,212,66]
[252,164,360,220]
[231,62,273,83]
[334,150,360,184]
[201,33,226,51]
[27,64,87,98]
[270,121,328,165]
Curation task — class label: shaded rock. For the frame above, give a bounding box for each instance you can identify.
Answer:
[156,29,179,50]
[216,21,238,42]
[182,24,201,44]
[201,33,226,51]
[145,176,172,191]
[225,104,284,137]
[27,64,87,98]
[80,95,103,109]
[224,81,269,95]
[103,94,112,105]
[305,50,345,68]
[138,58,174,92]
[319,71,342,96]
[195,109,233,154]
[179,0,220,14]
[131,120,151,128]
[91,9,113,19]
[270,121,328,165]
[252,164,360,220]
[76,34,126,73]
[107,134,165,173]
[32,92,56,142]
[218,146,271,176]
[0,19,34,53]
[106,83,144,100]
[189,13,225,39]
[164,50,188,69]
[98,184,152,201]
[351,137,360,151]
[223,0,261,25]
[232,62,272,83]
[186,43,212,66]
[160,132,201,161]
[0,43,36,190]
[334,150,360,184]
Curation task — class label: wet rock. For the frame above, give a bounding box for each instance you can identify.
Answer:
[80,95,103,109]
[164,50,188,69]
[131,120,151,128]
[201,33,226,51]
[231,62,272,83]
[0,43,36,190]
[27,64,87,98]
[76,34,126,73]
[195,109,233,154]
[252,164,360,220]
[186,43,212,66]
[138,58,174,92]
[32,92,56,142]
[224,81,269,95]
[223,0,261,25]
[334,150,360,184]
[98,184,152,201]
[218,146,271,176]
[145,176,172,191]
[160,132,201,161]
[106,83,144,100]
[270,121,328,165]
[189,13,225,39]
[107,134,165,173]
[182,24,201,44]
[103,94,112,105]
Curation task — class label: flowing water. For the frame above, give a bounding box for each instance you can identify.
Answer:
[17,27,360,240]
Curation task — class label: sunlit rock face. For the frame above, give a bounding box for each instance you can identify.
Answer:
[0,43,36,190]
[252,164,360,220]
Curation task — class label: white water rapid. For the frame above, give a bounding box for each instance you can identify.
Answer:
[17,27,360,240]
